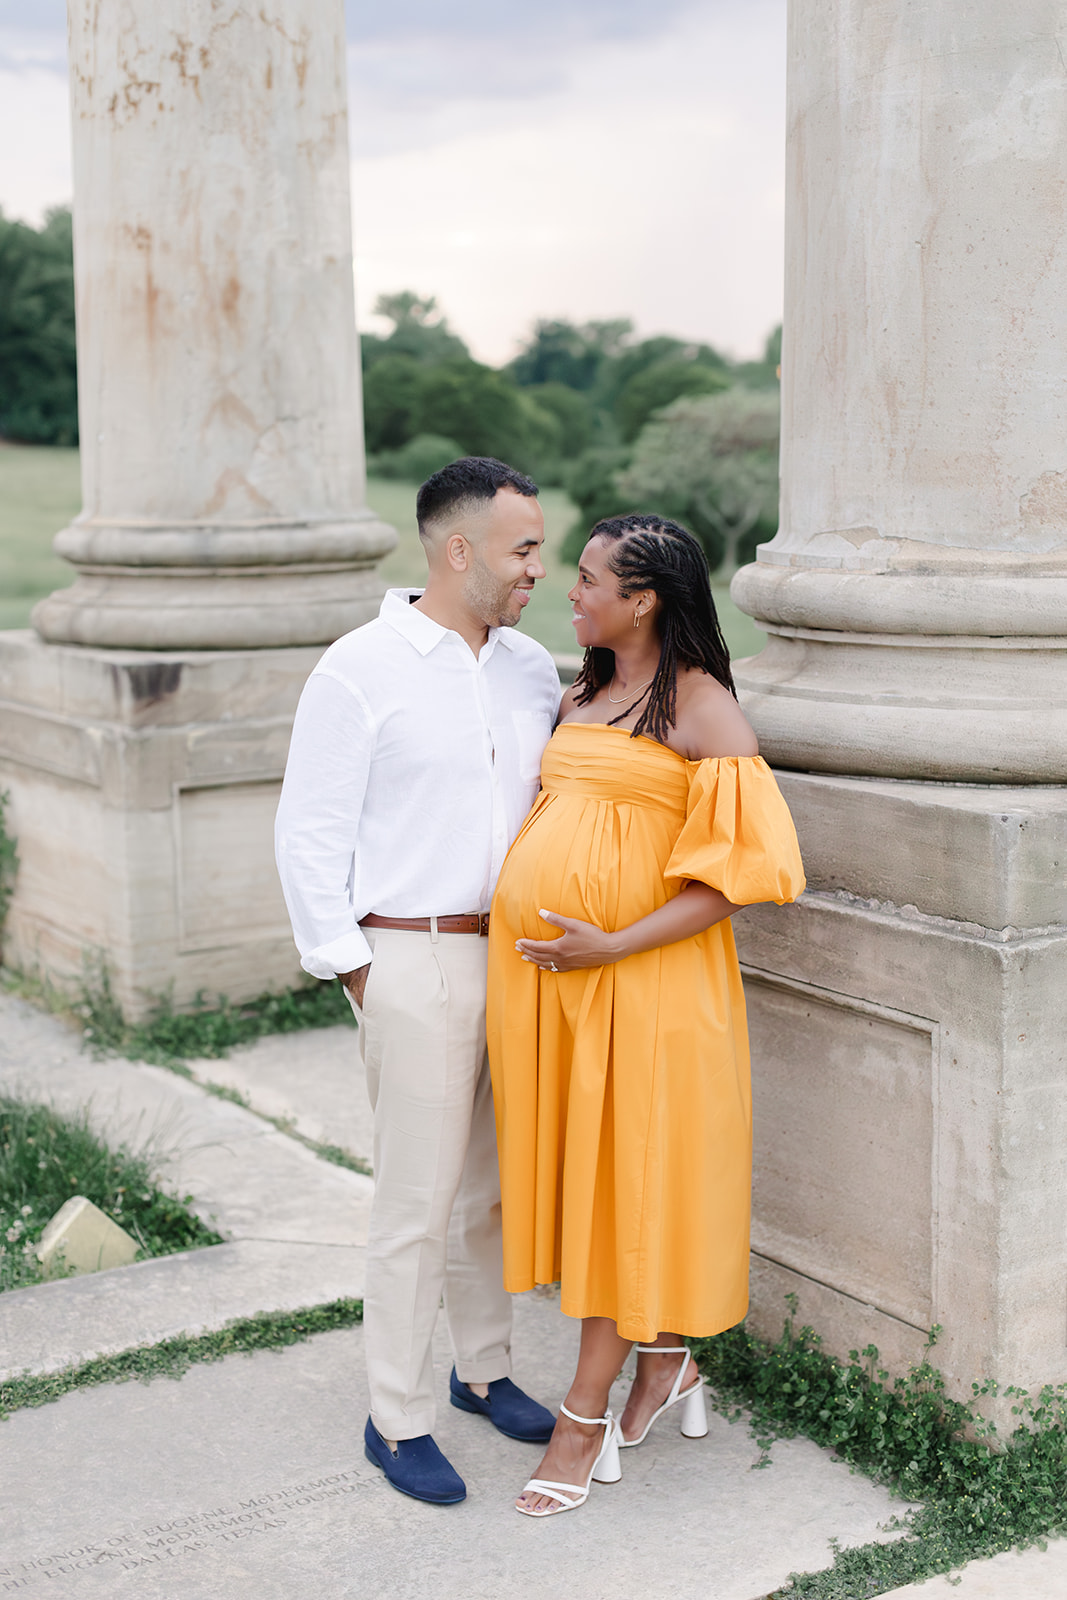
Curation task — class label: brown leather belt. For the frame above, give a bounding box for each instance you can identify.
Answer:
[360,912,490,936]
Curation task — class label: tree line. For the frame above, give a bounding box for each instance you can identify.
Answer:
[0,208,78,447]
[0,210,780,573]
[364,291,781,572]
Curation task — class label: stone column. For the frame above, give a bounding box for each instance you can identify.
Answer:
[35,0,393,648]
[733,0,1067,782]
[0,1,394,1016]
[730,1,1067,1403]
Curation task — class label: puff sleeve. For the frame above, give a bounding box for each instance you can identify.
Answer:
[663,756,805,907]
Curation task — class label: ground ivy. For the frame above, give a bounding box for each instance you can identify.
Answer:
[692,1300,1067,1597]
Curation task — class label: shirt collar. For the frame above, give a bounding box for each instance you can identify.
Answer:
[379,588,517,657]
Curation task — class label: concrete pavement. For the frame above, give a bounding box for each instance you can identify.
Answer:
[1,990,1063,1598]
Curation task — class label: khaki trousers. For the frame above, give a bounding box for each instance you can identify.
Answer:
[353,928,513,1441]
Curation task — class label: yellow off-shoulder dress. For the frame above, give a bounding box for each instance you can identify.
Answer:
[486,721,805,1342]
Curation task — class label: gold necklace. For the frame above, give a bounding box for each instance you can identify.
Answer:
[606,674,654,704]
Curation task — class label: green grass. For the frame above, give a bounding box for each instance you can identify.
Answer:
[69,958,356,1067]
[0,1095,222,1294]
[0,442,81,630]
[0,789,17,932]
[0,1297,364,1418]
[0,446,764,662]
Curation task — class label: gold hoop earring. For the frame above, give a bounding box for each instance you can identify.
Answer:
[633,610,641,629]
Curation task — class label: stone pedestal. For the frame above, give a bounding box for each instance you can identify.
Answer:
[740,774,1067,1396]
[0,3,393,1015]
[0,632,317,1016]
[731,1,1067,1396]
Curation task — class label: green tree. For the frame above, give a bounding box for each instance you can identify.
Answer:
[512,389,564,477]
[522,382,593,458]
[598,335,729,413]
[412,360,557,472]
[732,323,782,390]
[361,291,470,370]
[615,359,730,443]
[617,389,780,573]
[361,354,423,452]
[559,447,637,564]
[369,432,465,483]
[508,317,632,391]
[0,207,78,445]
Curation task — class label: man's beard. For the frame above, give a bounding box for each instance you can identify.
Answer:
[463,553,519,629]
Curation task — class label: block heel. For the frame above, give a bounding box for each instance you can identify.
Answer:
[619,1344,708,1448]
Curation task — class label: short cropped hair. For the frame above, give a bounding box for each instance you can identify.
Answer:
[416,457,538,540]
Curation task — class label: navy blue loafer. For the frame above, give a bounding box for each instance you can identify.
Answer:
[449,1368,556,1443]
[363,1416,466,1505]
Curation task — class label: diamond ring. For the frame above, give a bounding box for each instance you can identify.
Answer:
[549,963,559,972]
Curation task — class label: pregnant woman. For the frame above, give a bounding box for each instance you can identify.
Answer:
[486,514,805,1517]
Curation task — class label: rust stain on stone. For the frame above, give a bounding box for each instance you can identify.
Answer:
[169,35,202,99]
[220,276,241,324]
[124,224,161,342]
[205,391,260,434]
[1020,470,1067,528]
[120,79,161,116]
[199,467,272,518]
[257,10,312,96]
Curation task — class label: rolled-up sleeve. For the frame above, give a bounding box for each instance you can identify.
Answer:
[275,670,376,979]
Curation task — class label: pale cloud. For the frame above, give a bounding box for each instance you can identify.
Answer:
[344,0,703,45]
[0,1,786,363]
[351,5,787,362]
[0,64,70,219]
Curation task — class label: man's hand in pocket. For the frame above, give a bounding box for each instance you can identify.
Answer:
[338,963,371,1007]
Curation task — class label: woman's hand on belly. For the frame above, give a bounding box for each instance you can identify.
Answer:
[515,909,624,972]
[516,881,743,971]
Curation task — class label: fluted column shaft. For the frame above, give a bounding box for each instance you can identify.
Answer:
[733,0,1067,781]
[36,0,393,650]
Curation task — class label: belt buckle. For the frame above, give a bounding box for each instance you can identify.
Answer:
[478,912,490,937]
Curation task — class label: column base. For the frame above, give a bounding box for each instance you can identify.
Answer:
[739,770,1067,1400]
[31,560,393,651]
[731,559,1067,782]
[0,630,321,1018]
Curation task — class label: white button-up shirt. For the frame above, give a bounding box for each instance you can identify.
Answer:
[275,589,561,978]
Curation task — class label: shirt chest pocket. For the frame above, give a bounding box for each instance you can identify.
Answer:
[511,709,554,783]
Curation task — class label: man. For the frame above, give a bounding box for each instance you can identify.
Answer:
[275,457,561,1505]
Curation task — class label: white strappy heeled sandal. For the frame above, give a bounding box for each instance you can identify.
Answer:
[515,1403,622,1517]
[619,1345,709,1447]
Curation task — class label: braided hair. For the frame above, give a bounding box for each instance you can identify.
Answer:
[572,514,736,744]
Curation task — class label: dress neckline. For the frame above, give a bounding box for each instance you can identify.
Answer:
[555,720,687,760]
[555,720,760,769]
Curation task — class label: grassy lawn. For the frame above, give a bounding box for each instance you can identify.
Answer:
[0,445,764,661]
[0,444,82,631]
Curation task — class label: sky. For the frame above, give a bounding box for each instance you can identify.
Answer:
[0,0,787,365]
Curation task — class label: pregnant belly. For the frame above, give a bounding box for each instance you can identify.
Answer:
[494,793,677,941]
